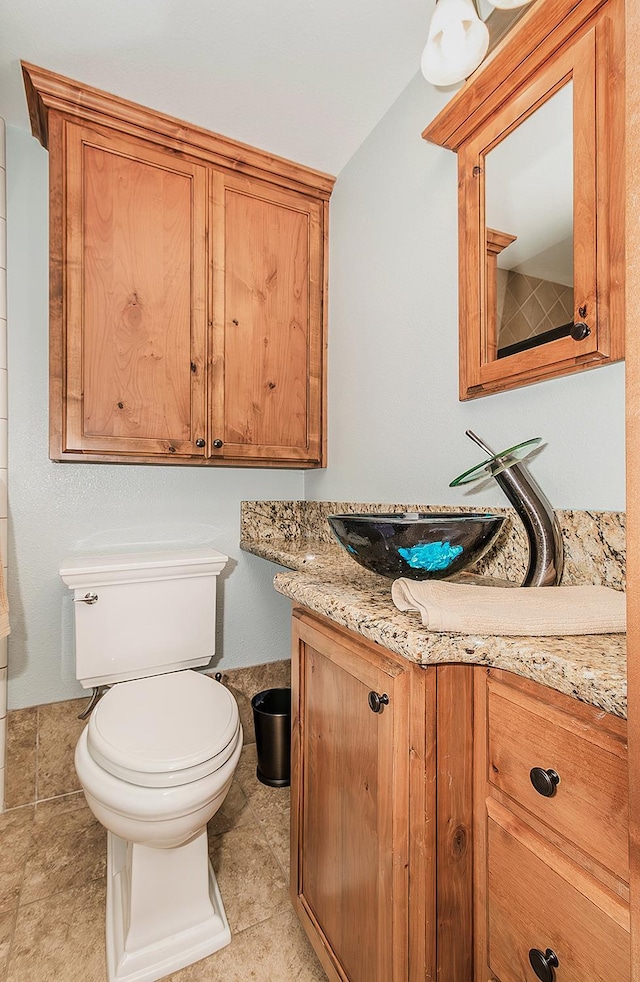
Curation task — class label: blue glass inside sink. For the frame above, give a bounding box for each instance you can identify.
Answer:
[327,512,505,580]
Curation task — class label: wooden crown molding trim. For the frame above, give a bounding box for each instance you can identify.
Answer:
[21,61,336,199]
[422,0,609,150]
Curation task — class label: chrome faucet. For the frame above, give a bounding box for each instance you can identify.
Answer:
[451,431,564,587]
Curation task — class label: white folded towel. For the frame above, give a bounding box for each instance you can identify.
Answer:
[391,580,625,636]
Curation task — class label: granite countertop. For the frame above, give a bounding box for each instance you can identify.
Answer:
[240,533,627,719]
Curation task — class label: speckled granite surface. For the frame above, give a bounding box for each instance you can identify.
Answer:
[240,501,627,718]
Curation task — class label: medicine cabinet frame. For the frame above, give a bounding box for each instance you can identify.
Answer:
[422,0,624,400]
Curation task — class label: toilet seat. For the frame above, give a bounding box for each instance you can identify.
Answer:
[87,670,240,788]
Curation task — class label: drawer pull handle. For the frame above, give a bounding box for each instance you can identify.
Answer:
[528,947,559,981]
[530,767,560,797]
[368,691,389,713]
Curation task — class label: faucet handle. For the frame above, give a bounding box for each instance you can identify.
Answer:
[450,436,542,487]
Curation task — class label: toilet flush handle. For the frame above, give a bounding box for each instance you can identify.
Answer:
[77,685,108,720]
[73,592,98,605]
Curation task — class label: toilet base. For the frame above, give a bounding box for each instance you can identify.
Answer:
[106,828,231,982]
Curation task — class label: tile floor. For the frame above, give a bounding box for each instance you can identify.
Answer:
[0,740,326,981]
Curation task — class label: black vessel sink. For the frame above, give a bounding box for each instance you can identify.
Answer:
[327,512,505,581]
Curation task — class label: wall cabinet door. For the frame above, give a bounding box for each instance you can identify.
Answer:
[291,610,412,982]
[209,173,324,464]
[53,118,208,459]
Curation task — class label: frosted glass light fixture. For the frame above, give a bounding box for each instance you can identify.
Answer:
[421,0,490,86]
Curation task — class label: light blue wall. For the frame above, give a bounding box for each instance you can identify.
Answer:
[7,125,302,709]
[305,74,625,512]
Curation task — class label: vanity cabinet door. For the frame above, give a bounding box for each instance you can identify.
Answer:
[290,609,412,982]
[51,116,208,460]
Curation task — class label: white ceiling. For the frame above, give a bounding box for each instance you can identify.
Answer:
[0,0,434,176]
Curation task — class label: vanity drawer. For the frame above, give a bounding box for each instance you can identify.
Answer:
[486,677,628,879]
[487,801,630,982]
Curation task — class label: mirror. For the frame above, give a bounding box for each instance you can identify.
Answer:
[485,82,573,360]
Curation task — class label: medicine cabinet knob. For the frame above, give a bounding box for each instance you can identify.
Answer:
[530,767,560,797]
[368,691,389,714]
[195,438,205,448]
[213,439,224,449]
[570,321,591,341]
[528,947,559,982]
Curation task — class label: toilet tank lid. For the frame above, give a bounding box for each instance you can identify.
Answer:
[60,547,228,586]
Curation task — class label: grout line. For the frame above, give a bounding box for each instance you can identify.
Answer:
[33,706,40,805]
[33,789,84,809]
[0,802,35,817]
[13,870,106,914]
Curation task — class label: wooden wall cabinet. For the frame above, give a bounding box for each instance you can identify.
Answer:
[22,63,334,466]
[423,0,624,400]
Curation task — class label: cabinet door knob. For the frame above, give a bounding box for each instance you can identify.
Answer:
[368,691,389,713]
[195,438,205,448]
[528,947,559,982]
[570,321,591,341]
[530,767,560,797]
[213,439,224,449]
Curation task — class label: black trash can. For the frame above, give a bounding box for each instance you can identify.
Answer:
[251,687,291,787]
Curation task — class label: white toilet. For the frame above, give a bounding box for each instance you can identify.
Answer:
[60,548,243,982]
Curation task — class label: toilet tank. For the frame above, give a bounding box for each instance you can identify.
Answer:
[60,548,229,688]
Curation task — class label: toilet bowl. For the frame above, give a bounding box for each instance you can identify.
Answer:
[60,548,241,982]
[76,670,242,982]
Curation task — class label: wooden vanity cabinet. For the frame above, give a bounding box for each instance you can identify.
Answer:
[291,608,476,982]
[290,608,425,982]
[22,62,333,467]
[291,612,631,982]
[474,668,630,982]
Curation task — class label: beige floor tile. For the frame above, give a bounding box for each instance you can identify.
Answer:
[207,775,252,837]
[0,909,17,978]
[4,709,37,809]
[223,661,291,702]
[209,819,289,935]
[166,905,326,982]
[36,699,86,800]
[236,744,291,878]
[6,880,107,982]
[20,793,106,905]
[256,810,290,881]
[235,741,259,791]
[0,808,34,914]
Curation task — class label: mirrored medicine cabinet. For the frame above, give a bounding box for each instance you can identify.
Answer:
[423,0,624,400]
